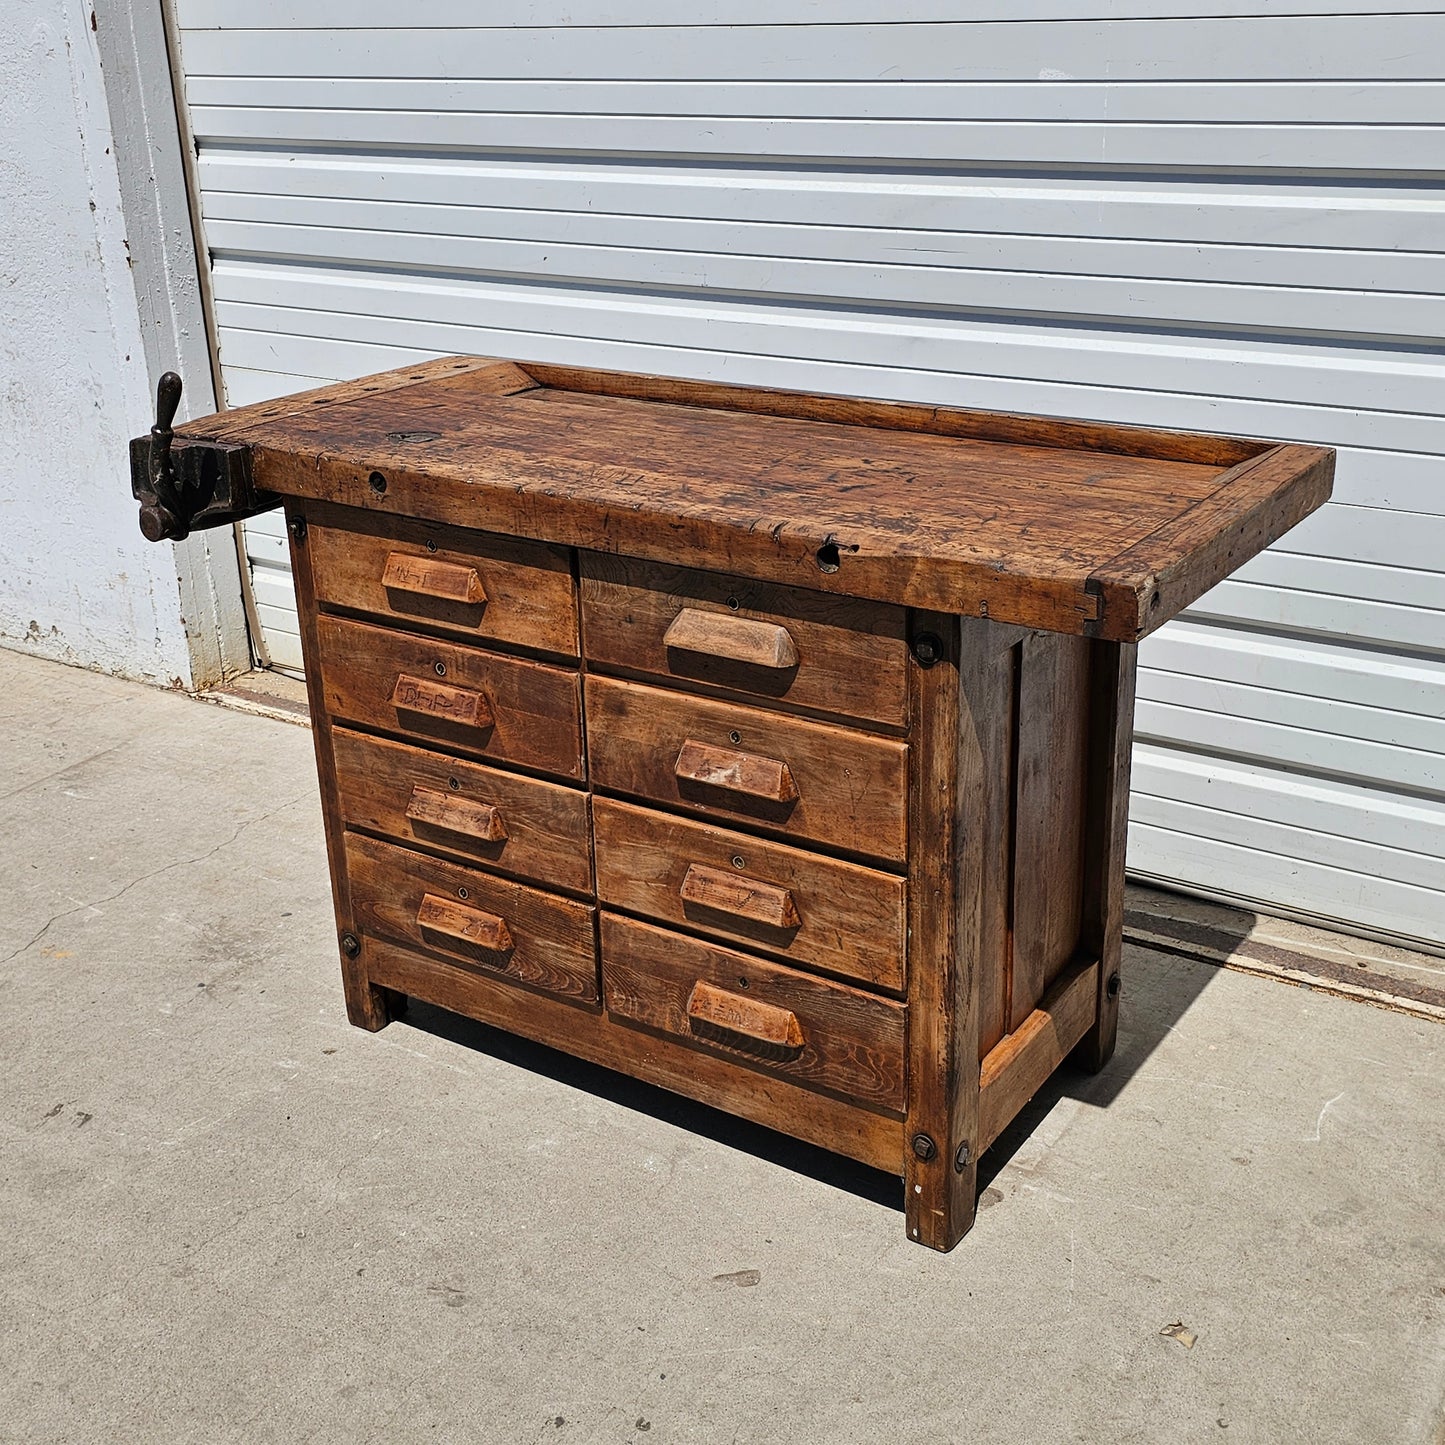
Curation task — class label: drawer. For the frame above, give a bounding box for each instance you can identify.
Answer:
[332,728,592,894]
[585,677,907,864]
[602,914,904,1112]
[580,554,906,727]
[345,833,598,1004]
[317,615,584,780]
[308,505,577,656]
[593,798,905,992]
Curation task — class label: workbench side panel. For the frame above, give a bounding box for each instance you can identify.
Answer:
[1010,631,1091,1031]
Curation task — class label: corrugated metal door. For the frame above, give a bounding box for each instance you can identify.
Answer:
[168,3,1445,950]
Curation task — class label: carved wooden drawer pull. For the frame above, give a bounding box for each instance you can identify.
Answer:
[687,979,804,1049]
[417,893,514,954]
[404,785,508,843]
[662,607,798,670]
[390,674,493,729]
[679,862,801,930]
[673,738,799,803]
[382,551,487,605]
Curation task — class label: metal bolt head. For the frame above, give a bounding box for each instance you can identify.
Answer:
[910,1132,937,1162]
[1107,971,1122,1000]
[287,514,307,544]
[340,932,361,959]
[954,1141,971,1173]
[911,632,944,667]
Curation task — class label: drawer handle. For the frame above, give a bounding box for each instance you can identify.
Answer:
[687,980,804,1050]
[679,863,801,930]
[404,785,508,843]
[382,551,487,605]
[674,738,799,804]
[390,674,494,730]
[663,607,798,670]
[417,893,514,954]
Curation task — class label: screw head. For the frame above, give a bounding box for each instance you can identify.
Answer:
[910,1132,937,1162]
[340,932,361,959]
[911,632,944,667]
[434,661,447,677]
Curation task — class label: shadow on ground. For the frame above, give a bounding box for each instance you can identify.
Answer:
[400,934,1245,1220]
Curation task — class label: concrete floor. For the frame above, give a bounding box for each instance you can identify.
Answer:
[2,648,1442,1445]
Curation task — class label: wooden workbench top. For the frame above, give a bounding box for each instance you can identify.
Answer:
[181,356,1332,640]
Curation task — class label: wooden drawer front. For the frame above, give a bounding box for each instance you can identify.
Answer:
[580,555,906,726]
[318,615,584,780]
[593,799,904,992]
[332,729,592,894]
[308,507,578,656]
[602,914,904,1112]
[345,833,598,1003]
[585,677,907,864]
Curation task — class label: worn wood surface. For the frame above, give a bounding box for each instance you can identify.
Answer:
[1010,631,1090,1030]
[331,728,592,893]
[307,500,578,656]
[592,798,906,991]
[317,615,584,779]
[602,913,905,1112]
[1072,641,1140,1073]
[686,979,805,1050]
[679,864,801,932]
[586,676,908,863]
[581,553,907,725]
[346,832,598,1003]
[284,500,395,1033]
[182,357,1332,641]
[363,934,903,1171]
[979,956,1100,1154]
[904,615,1015,1251]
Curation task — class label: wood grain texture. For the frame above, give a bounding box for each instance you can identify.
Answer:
[663,608,799,671]
[979,956,1099,1154]
[176,355,534,444]
[673,738,799,804]
[346,832,598,1003]
[581,553,907,725]
[284,500,395,1033]
[592,798,906,990]
[332,728,592,893]
[317,615,584,779]
[687,979,804,1049]
[363,934,903,1171]
[381,551,486,605]
[904,615,1015,1251]
[1010,631,1090,1030]
[678,863,801,932]
[307,500,577,656]
[1072,641,1140,1072]
[586,676,908,863]
[1087,443,1336,637]
[602,913,905,1112]
[188,358,1332,640]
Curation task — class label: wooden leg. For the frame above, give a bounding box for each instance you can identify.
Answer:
[903,616,1015,1251]
[286,500,398,1036]
[341,951,395,1032]
[1072,640,1138,1074]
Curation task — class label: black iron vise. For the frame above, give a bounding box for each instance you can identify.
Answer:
[129,372,279,541]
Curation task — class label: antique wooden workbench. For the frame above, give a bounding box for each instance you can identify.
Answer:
[130,356,1332,1249]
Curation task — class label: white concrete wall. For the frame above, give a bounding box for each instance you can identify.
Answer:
[0,0,242,688]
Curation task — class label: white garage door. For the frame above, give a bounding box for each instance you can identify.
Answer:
[169,3,1445,952]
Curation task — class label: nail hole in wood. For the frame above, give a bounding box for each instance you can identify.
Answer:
[815,542,841,573]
